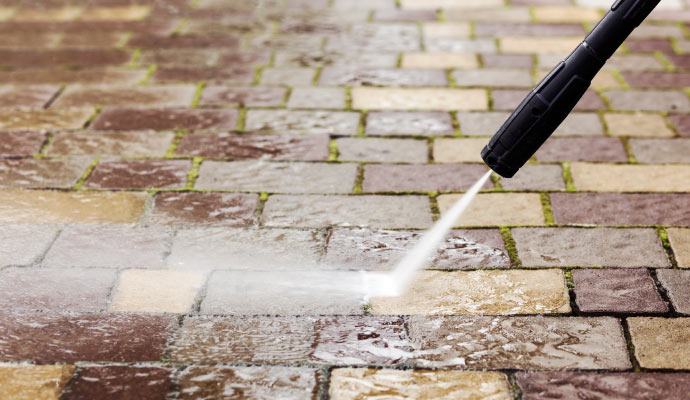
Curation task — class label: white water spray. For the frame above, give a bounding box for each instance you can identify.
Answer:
[369,170,493,297]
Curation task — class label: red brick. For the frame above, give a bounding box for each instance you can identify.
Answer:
[622,72,690,88]
[85,159,190,189]
[62,366,174,400]
[149,192,258,227]
[535,137,628,162]
[0,312,176,363]
[573,269,668,314]
[551,193,690,226]
[0,131,46,157]
[0,49,132,67]
[91,108,238,131]
[362,163,492,192]
[128,34,241,49]
[176,132,329,160]
[668,114,690,137]
[625,38,674,54]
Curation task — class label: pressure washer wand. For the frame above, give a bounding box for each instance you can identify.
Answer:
[481,0,661,178]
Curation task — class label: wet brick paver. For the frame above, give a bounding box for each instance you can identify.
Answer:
[1,0,689,397]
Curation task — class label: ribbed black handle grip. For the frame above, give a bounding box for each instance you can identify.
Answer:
[481,0,661,178]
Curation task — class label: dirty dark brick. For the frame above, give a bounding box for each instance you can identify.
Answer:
[481,54,533,68]
[668,114,690,137]
[535,137,628,162]
[551,193,690,226]
[0,69,147,85]
[176,132,329,160]
[0,85,60,108]
[91,108,238,131]
[0,312,176,363]
[573,269,668,314]
[0,131,46,157]
[85,159,191,189]
[0,158,91,189]
[0,49,132,67]
[128,34,241,49]
[149,192,258,227]
[61,366,174,400]
[516,372,690,400]
[625,38,675,54]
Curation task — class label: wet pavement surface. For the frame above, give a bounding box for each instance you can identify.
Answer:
[1,0,690,398]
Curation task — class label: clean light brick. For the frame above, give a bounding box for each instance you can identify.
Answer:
[336,138,428,163]
[533,6,601,22]
[401,53,479,69]
[330,369,511,400]
[0,225,57,267]
[433,138,487,163]
[668,228,690,268]
[422,22,471,37]
[604,113,675,137]
[513,228,669,268]
[657,270,690,314]
[352,88,487,111]
[453,68,533,87]
[110,270,206,313]
[287,87,346,109]
[43,226,168,269]
[366,111,454,136]
[0,108,93,131]
[500,164,565,191]
[262,195,432,228]
[628,318,690,370]
[604,90,690,112]
[245,110,359,135]
[196,161,357,193]
[571,163,690,192]
[362,164,491,193]
[630,138,690,163]
[438,193,544,226]
[370,269,570,315]
[0,190,146,224]
[501,36,581,53]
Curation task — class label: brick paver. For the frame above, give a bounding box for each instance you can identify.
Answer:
[1,0,689,396]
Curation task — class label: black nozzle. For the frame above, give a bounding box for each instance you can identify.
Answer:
[482,0,661,178]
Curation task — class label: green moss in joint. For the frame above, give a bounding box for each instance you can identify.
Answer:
[499,227,521,267]
[561,162,576,192]
[282,86,292,108]
[185,157,203,189]
[328,139,339,162]
[312,66,323,86]
[139,64,157,85]
[237,108,247,131]
[608,69,629,90]
[654,51,676,72]
[657,227,679,269]
[540,192,556,226]
[489,171,502,190]
[357,111,367,137]
[128,49,142,68]
[74,158,100,190]
[344,87,353,110]
[436,9,446,22]
[353,164,365,194]
[259,192,269,201]
[190,82,206,108]
[564,269,574,289]
[252,66,264,86]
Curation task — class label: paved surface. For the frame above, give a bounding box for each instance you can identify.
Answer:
[1,0,690,398]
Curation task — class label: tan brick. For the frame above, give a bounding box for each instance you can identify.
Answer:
[533,6,602,22]
[537,69,620,89]
[668,228,690,269]
[445,8,530,22]
[401,0,503,9]
[438,193,544,226]
[14,6,83,21]
[352,88,487,111]
[401,53,479,69]
[0,108,93,131]
[371,269,570,315]
[501,36,581,54]
[433,138,487,163]
[604,113,675,137]
[330,369,511,400]
[0,365,74,400]
[0,190,146,224]
[628,317,690,370]
[110,270,206,313]
[571,163,690,192]
[0,7,15,21]
[80,5,150,21]
[422,22,471,38]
